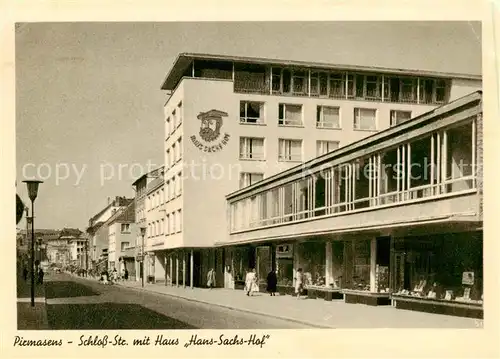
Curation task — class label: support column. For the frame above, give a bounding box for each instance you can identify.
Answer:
[293,242,299,287]
[182,252,186,288]
[325,241,333,287]
[176,254,179,287]
[370,238,377,292]
[190,250,194,289]
[169,254,173,286]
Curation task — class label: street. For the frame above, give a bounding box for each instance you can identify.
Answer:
[44,273,310,329]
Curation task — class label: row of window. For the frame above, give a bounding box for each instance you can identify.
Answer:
[166,137,183,169]
[145,173,183,211]
[147,210,182,238]
[241,101,412,129]
[233,65,448,105]
[240,137,340,163]
[230,119,476,232]
[166,101,183,137]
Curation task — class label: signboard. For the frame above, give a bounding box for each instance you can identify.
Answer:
[190,109,230,153]
[462,271,474,285]
[276,244,293,258]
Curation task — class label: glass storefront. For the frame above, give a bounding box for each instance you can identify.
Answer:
[391,232,483,304]
[276,243,294,286]
[296,241,326,286]
[256,246,271,284]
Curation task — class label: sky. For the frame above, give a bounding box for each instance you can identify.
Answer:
[15,21,482,230]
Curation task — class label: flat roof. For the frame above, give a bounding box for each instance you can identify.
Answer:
[226,90,482,201]
[160,52,482,91]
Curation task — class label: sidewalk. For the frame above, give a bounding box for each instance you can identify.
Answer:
[114,280,481,328]
[17,275,49,330]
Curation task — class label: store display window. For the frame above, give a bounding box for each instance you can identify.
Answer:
[391,232,483,305]
[256,246,271,284]
[343,239,371,291]
[296,241,326,287]
[276,243,294,286]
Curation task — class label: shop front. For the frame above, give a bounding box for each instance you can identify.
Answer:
[224,245,255,289]
[390,231,483,319]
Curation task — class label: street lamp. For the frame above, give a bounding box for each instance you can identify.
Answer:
[140,226,146,288]
[23,180,43,307]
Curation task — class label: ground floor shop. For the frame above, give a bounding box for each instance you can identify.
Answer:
[218,229,483,318]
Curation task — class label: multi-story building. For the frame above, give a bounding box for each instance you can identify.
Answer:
[107,201,137,277]
[132,166,165,282]
[154,53,481,288]
[224,91,483,318]
[87,196,134,268]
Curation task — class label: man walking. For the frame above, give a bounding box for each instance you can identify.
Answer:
[207,268,216,289]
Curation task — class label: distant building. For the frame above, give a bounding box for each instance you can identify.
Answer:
[107,201,137,278]
[86,196,134,269]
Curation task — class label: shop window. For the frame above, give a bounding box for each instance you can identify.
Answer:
[344,239,371,291]
[331,241,344,288]
[392,233,483,305]
[276,244,294,286]
[297,242,326,287]
[256,246,271,284]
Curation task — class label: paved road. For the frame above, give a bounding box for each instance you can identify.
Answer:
[44,273,310,329]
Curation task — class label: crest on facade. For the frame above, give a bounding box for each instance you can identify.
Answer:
[197,110,228,143]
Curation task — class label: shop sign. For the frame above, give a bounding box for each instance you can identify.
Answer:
[462,271,474,285]
[191,109,230,153]
[276,244,293,258]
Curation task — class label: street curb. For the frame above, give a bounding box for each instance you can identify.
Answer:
[114,282,334,329]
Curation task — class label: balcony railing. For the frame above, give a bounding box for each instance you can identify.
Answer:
[231,175,477,233]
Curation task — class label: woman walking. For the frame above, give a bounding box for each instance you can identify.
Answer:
[245,268,258,296]
[266,269,278,296]
[294,268,304,299]
[207,268,216,289]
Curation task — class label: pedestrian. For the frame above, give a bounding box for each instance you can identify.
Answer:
[112,268,118,283]
[294,268,304,299]
[266,269,278,296]
[22,266,28,281]
[37,267,44,285]
[244,268,258,296]
[124,268,129,281]
[207,268,216,289]
[121,266,125,281]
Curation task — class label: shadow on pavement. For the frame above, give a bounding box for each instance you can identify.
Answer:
[46,303,197,329]
[45,281,100,299]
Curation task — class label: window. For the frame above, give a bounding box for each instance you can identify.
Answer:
[239,172,264,188]
[278,139,302,162]
[365,75,382,99]
[354,108,377,131]
[271,67,282,93]
[292,70,307,94]
[165,214,170,235]
[121,242,130,251]
[316,140,339,156]
[178,137,182,162]
[435,79,447,103]
[310,72,320,95]
[400,78,417,102]
[160,219,163,235]
[178,172,182,195]
[121,223,131,233]
[176,173,182,196]
[171,177,176,199]
[240,101,264,124]
[171,212,176,233]
[329,73,345,98]
[278,104,302,126]
[177,102,183,126]
[178,210,182,232]
[239,137,265,160]
[316,106,340,129]
[390,110,412,126]
[172,143,177,163]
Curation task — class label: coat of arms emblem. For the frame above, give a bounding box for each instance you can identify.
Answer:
[197,110,228,143]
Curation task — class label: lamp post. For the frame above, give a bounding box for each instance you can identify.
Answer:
[140,226,146,288]
[23,180,43,307]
